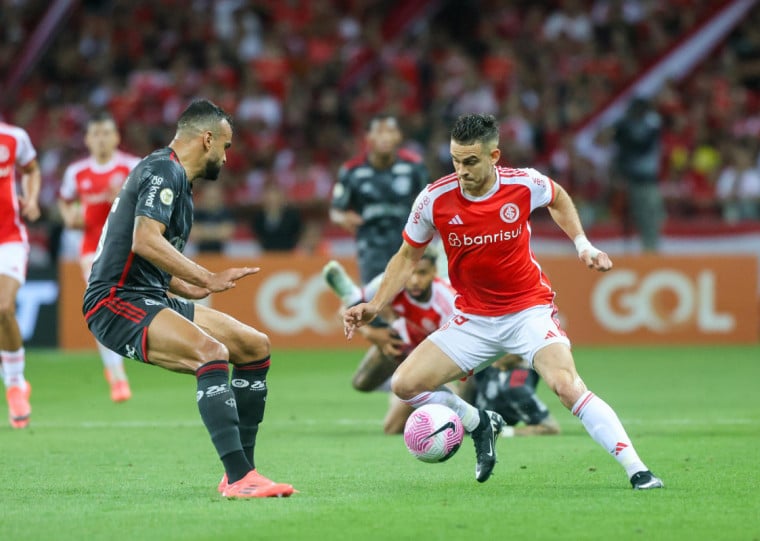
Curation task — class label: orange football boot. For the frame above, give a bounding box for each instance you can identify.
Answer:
[6,382,31,429]
[222,470,296,499]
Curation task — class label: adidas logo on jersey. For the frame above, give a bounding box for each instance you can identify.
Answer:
[448,215,464,225]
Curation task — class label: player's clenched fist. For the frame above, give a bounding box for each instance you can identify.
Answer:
[580,250,613,272]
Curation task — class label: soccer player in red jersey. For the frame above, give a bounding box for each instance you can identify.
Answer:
[344,113,663,490]
[59,112,140,402]
[0,120,41,428]
[325,248,559,437]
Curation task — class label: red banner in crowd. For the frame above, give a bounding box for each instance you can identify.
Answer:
[59,254,758,350]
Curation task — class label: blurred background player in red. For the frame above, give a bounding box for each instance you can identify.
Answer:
[58,111,140,402]
[324,247,559,436]
[0,119,41,428]
[324,247,453,433]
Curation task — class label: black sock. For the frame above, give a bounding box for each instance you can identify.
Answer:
[196,360,251,483]
[231,356,270,469]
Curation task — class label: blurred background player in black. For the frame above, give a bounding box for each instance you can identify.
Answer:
[329,114,431,357]
[329,114,430,285]
[459,355,560,437]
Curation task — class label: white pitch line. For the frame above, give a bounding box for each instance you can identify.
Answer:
[25,418,758,429]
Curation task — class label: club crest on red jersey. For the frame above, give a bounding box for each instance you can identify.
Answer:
[500,203,519,224]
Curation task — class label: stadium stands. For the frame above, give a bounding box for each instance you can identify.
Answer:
[2,0,759,260]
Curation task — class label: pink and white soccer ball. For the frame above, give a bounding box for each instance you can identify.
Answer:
[403,404,464,463]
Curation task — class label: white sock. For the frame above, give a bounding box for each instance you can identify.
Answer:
[402,386,481,432]
[98,342,127,381]
[572,390,647,478]
[1,348,27,388]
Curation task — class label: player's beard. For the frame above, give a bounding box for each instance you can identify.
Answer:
[408,284,432,302]
[204,157,223,180]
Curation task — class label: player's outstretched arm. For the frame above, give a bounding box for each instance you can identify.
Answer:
[133,215,259,293]
[546,181,612,272]
[169,277,211,300]
[343,241,425,339]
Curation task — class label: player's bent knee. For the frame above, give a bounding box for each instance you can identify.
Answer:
[230,328,270,362]
[390,372,425,401]
[197,337,229,364]
[547,374,585,408]
[0,299,16,318]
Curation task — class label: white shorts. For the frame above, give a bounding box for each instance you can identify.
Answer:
[0,242,29,285]
[427,305,571,374]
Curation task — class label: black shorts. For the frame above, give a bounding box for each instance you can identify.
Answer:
[84,291,195,363]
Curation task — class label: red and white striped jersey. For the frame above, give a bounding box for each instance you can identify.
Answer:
[0,122,37,244]
[403,166,557,316]
[60,151,140,255]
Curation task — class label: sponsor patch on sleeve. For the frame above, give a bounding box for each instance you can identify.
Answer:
[160,188,174,205]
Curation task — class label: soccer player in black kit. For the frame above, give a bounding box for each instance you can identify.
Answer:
[327,114,431,371]
[330,114,430,285]
[83,100,295,499]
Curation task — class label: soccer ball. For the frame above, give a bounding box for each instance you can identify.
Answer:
[403,404,464,463]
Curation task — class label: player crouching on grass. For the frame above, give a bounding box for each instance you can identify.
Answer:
[82,100,295,498]
[323,248,560,437]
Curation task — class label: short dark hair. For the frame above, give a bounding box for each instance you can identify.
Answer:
[87,110,116,126]
[451,114,499,147]
[177,99,233,135]
[367,113,399,131]
[420,245,438,266]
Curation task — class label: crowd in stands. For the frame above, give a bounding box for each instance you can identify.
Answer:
[2,0,760,263]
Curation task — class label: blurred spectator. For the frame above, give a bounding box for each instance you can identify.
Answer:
[715,140,760,223]
[190,183,235,253]
[3,0,759,260]
[612,97,665,251]
[251,181,303,251]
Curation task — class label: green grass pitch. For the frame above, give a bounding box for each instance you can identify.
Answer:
[1,345,759,541]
